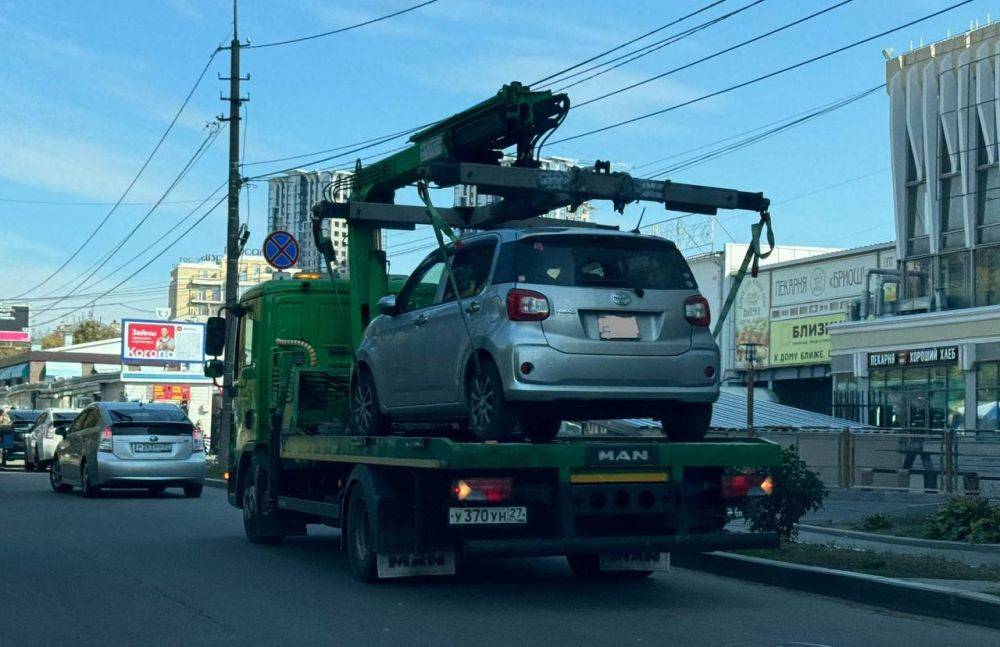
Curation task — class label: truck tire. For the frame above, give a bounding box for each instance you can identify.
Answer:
[351,370,390,436]
[346,485,378,582]
[242,461,284,545]
[566,555,653,579]
[466,360,518,442]
[659,403,712,442]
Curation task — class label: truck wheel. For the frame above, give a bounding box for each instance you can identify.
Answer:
[351,370,390,436]
[346,485,378,582]
[467,360,517,442]
[242,464,284,545]
[49,457,72,493]
[566,555,653,579]
[660,403,712,442]
[521,417,561,443]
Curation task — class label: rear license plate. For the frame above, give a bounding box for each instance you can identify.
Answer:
[133,442,171,453]
[598,314,640,340]
[448,506,527,525]
[600,552,670,572]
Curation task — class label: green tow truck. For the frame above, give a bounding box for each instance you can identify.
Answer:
[209,83,782,581]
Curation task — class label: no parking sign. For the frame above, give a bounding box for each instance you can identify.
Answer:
[263,230,299,270]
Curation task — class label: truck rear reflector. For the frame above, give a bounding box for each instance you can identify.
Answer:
[721,474,773,500]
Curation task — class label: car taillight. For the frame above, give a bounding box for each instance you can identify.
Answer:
[684,295,711,327]
[192,428,205,452]
[452,477,513,503]
[721,474,773,500]
[506,289,549,321]
[98,427,113,452]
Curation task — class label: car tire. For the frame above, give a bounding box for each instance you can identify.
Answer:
[346,485,378,582]
[184,484,204,498]
[660,403,712,443]
[24,454,36,472]
[351,370,390,436]
[466,360,518,442]
[49,457,72,493]
[566,554,653,579]
[521,417,561,443]
[242,461,284,545]
[80,461,100,498]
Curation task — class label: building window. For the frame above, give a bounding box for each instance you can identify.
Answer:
[977,363,1000,430]
[940,126,964,250]
[906,135,929,255]
[903,257,931,300]
[975,245,1000,306]
[939,251,970,309]
[977,119,1000,244]
[869,363,964,429]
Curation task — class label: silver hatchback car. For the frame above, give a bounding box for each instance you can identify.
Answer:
[50,402,206,497]
[351,227,718,442]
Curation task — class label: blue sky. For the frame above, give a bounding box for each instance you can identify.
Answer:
[0,0,996,331]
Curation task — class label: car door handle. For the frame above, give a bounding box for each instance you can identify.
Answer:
[414,314,428,327]
[465,301,481,314]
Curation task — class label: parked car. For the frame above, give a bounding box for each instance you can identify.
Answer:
[49,402,206,497]
[351,228,718,442]
[0,409,42,469]
[24,408,79,472]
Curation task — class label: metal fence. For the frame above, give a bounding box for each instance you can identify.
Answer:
[709,427,1000,499]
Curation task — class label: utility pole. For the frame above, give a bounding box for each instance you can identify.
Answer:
[741,342,761,435]
[218,0,248,468]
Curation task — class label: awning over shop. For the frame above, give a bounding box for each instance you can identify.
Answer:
[0,363,29,381]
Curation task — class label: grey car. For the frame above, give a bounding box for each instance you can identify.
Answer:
[49,402,206,497]
[351,227,718,442]
[24,408,79,471]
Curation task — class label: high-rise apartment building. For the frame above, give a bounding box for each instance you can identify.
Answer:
[267,169,352,272]
[168,253,275,320]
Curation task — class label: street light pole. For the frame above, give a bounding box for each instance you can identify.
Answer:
[741,342,761,435]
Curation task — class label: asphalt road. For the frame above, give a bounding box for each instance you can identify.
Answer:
[1,470,995,647]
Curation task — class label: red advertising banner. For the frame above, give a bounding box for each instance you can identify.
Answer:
[121,320,205,364]
[152,384,191,402]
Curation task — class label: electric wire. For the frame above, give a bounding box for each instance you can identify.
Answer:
[246,0,439,49]
[12,47,221,299]
[551,0,973,145]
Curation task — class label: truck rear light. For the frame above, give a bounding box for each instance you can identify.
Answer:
[452,477,513,503]
[721,474,772,500]
[506,289,549,321]
[192,428,205,452]
[684,295,711,327]
[98,427,113,452]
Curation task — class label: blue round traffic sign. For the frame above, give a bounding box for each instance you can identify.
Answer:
[263,230,299,270]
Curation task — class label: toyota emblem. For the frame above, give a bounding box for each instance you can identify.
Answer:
[611,291,631,306]
[149,435,159,442]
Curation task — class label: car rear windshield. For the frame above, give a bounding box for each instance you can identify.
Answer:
[514,235,696,290]
[54,414,76,423]
[107,408,188,424]
[112,422,194,436]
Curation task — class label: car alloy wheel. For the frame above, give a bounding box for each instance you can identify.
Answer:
[353,380,374,433]
[469,372,495,433]
[50,461,61,487]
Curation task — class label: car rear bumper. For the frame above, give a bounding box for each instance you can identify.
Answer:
[95,453,206,485]
[503,344,719,403]
[461,530,779,558]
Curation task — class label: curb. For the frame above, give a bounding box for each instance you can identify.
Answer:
[205,478,227,489]
[798,523,1000,555]
[673,552,1000,630]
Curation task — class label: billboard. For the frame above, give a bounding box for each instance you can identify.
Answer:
[770,253,879,310]
[733,274,770,369]
[769,312,847,367]
[122,319,205,365]
[0,304,29,342]
[151,384,192,402]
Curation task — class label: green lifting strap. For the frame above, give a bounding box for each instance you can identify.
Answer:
[712,211,774,339]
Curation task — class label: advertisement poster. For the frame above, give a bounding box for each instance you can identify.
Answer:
[122,320,205,364]
[733,273,770,369]
[769,312,847,367]
[151,385,192,402]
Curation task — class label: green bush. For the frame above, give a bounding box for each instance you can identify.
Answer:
[969,507,1000,544]
[927,497,997,542]
[741,445,827,540]
[859,513,892,532]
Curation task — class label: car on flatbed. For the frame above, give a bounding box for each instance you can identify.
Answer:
[353,228,717,443]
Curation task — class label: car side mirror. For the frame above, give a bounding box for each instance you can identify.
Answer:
[376,295,399,316]
[204,359,224,379]
[205,316,227,357]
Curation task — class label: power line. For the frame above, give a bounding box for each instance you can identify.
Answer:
[246,0,439,49]
[529,0,730,87]
[572,0,855,110]
[551,0,767,93]
[551,0,973,145]
[0,197,209,207]
[13,47,221,299]
[32,194,229,330]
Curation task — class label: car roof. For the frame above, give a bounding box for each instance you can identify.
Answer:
[95,402,181,411]
[8,410,42,420]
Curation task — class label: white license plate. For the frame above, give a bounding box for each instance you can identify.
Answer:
[448,506,527,525]
[133,443,171,453]
[598,314,640,340]
[600,552,670,572]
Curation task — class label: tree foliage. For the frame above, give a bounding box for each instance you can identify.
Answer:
[40,320,118,349]
[741,444,828,540]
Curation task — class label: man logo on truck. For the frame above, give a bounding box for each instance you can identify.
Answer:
[596,449,650,463]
